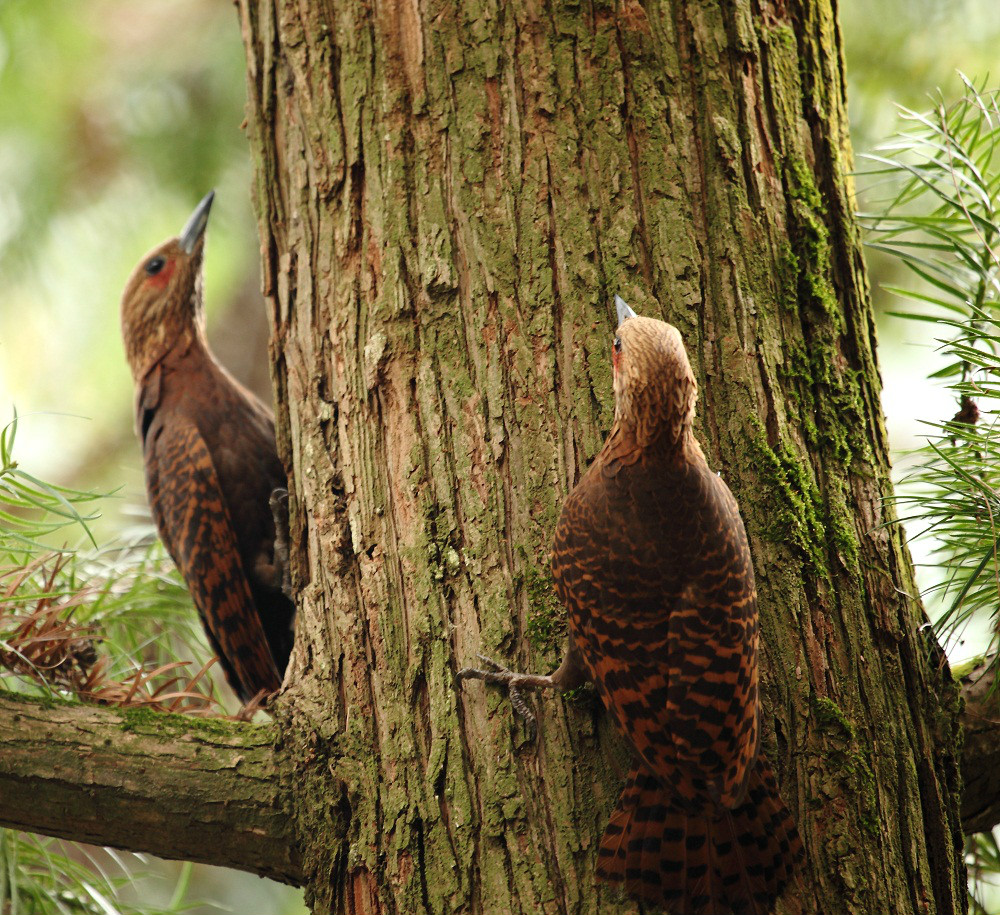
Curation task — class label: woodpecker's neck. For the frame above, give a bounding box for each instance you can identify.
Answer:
[613,382,695,452]
[124,294,209,383]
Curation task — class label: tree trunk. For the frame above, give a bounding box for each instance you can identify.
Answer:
[958,657,1000,836]
[232,0,964,913]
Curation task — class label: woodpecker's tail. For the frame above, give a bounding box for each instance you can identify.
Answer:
[596,758,803,914]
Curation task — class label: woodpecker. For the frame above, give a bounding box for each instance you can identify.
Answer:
[121,192,294,703]
[460,296,802,914]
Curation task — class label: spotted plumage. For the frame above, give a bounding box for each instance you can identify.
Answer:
[121,192,294,702]
[460,298,802,913]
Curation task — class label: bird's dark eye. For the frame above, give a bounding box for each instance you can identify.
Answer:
[145,256,166,276]
[613,336,622,353]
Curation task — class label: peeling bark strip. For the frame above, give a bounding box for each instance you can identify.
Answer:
[238,0,966,911]
[0,692,303,885]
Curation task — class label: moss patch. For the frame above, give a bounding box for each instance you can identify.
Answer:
[811,695,878,837]
[746,417,829,577]
[523,565,566,655]
[812,696,854,741]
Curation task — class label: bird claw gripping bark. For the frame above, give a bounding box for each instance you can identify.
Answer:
[458,653,559,724]
[232,687,274,722]
[269,487,292,601]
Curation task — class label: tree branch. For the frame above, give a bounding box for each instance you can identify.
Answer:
[960,657,1000,835]
[3,653,997,883]
[0,690,303,885]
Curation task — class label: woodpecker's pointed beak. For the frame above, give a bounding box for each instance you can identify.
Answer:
[179,191,215,255]
[615,294,637,325]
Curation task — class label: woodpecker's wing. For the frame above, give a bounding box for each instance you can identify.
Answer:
[554,460,759,808]
[660,474,760,804]
[572,467,801,910]
[145,413,282,700]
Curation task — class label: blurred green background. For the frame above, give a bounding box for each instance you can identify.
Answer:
[0,0,997,911]
[0,3,302,913]
[0,0,271,536]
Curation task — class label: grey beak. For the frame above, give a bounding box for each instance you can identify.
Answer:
[179,191,215,254]
[615,294,637,325]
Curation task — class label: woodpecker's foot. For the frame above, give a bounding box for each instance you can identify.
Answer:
[232,688,274,721]
[458,653,560,724]
[269,487,292,600]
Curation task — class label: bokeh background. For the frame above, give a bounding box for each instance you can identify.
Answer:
[0,0,997,911]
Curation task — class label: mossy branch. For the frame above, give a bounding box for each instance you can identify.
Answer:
[0,691,306,885]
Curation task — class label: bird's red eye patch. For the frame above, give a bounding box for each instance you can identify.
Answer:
[612,336,622,372]
[144,257,175,288]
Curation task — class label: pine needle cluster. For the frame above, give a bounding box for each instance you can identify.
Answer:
[0,411,217,912]
[860,74,1000,911]
[862,76,1000,668]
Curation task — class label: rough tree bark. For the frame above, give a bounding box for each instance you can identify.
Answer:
[236,0,964,912]
[958,657,1000,836]
[0,0,976,913]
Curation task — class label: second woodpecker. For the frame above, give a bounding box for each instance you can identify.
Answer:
[120,192,294,702]
[461,296,802,914]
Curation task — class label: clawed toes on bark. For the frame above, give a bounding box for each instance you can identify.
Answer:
[233,687,275,722]
[458,653,558,724]
[269,487,292,600]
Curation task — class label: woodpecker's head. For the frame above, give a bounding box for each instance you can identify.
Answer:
[611,295,697,447]
[120,191,214,379]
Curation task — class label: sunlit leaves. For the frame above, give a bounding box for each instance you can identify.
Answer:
[0,831,200,915]
[0,411,101,556]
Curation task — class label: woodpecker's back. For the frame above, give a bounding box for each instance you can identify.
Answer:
[550,305,802,914]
